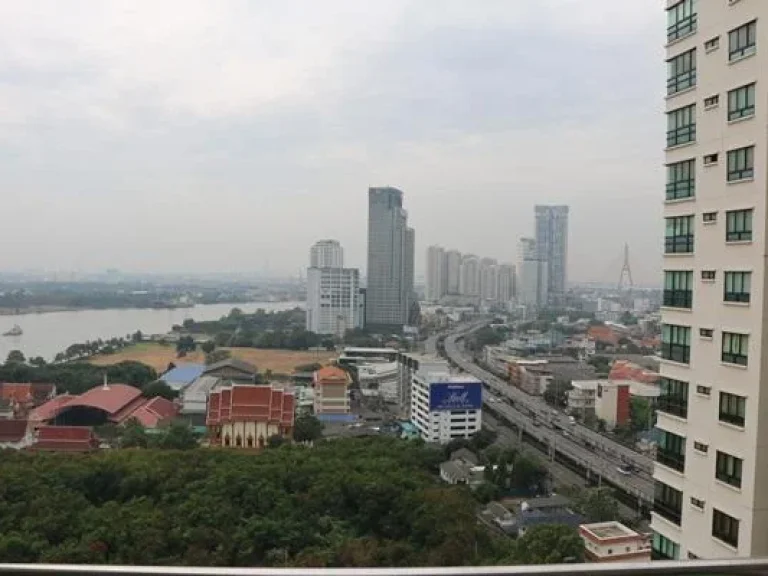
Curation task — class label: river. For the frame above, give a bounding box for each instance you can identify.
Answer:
[0,301,305,361]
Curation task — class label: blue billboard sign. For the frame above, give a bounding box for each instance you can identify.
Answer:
[429,381,482,411]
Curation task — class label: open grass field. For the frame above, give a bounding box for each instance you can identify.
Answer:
[88,342,336,374]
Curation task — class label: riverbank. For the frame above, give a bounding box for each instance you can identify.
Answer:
[0,305,77,315]
[88,342,335,374]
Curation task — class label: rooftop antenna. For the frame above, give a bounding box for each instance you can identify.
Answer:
[102,373,109,390]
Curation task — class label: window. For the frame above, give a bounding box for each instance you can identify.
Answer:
[666,159,695,200]
[722,332,748,366]
[713,509,739,548]
[726,209,753,242]
[696,385,711,396]
[727,146,754,181]
[719,392,746,427]
[654,480,683,525]
[729,20,756,61]
[702,212,716,223]
[662,324,691,364]
[667,49,696,95]
[694,441,708,453]
[667,104,696,147]
[716,451,743,488]
[653,533,679,560]
[699,328,713,338]
[728,84,755,121]
[663,271,693,308]
[665,215,694,253]
[667,0,697,42]
[658,377,688,418]
[705,36,719,52]
[724,271,751,303]
[704,153,718,166]
[701,270,716,281]
[704,94,719,109]
[657,429,686,473]
[690,496,705,509]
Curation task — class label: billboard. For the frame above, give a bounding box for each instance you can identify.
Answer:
[429,381,482,411]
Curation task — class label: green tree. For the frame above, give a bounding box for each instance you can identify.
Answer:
[630,397,653,432]
[152,421,198,450]
[29,356,47,367]
[176,336,196,355]
[267,434,286,448]
[141,380,177,401]
[132,330,143,343]
[576,488,620,523]
[5,349,25,364]
[205,349,232,365]
[120,420,149,448]
[510,524,584,564]
[294,414,324,443]
[201,340,216,354]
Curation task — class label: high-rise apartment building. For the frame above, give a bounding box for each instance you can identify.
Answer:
[534,205,569,305]
[309,239,343,268]
[479,258,499,301]
[306,240,360,336]
[426,245,446,302]
[652,1,765,560]
[459,254,480,297]
[366,187,413,332]
[518,238,547,308]
[446,250,462,295]
[497,263,516,303]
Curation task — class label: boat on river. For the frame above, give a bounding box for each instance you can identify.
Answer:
[3,324,22,336]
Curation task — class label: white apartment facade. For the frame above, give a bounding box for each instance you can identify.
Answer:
[654,0,767,560]
[410,371,482,444]
[305,267,360,336]
[310,239,344,268]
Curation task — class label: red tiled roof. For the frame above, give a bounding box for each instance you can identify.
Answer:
[588,326,619,346]
[207,384,295,427]
[127,397,178,428]
[0,383,55,404]
[0,419,28,443]
[32,425,98,452]
[64,384,142,416]
[609,360,660,384]
[314,366,349,386]
[29,395,75,422]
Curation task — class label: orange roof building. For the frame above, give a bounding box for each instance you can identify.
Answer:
[609,360,660,384]
[313,366,351,415]
[206,384,295,449]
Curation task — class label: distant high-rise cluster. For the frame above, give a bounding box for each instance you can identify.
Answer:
[305,240,361,336]
[365,187,416,332]
[534,205,569,305]
[425,246,515,304]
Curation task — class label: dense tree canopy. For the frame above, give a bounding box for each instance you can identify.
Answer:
[0,437,530,567]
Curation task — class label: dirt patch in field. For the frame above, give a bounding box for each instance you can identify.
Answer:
[89,343,335,374]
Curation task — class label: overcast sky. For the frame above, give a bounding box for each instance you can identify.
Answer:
[0,1,664,285]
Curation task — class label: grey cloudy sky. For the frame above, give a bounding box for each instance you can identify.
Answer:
[0,1,664,285]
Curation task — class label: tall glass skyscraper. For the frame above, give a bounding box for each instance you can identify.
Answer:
[365,187,414,332]
[534,205,569,305]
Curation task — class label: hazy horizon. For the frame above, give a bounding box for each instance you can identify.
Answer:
[0,1,664,284]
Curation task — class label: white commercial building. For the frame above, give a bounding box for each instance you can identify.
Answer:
[579,522,651,563]
[445,250,462,295]
[357,361,399,402]
[397,353,449,418]
[410,371,482,444]
[309,239,344,268]
[426,245,446,302]
[497,263,517,303]
[460,254,480,297]
[305,267,360,336]
[653,0,766,560]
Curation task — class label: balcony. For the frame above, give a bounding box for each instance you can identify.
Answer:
[663,290,692,309]
[3,562,768,575]
[661,343,690,364]
[657,448,686,473]
[653,499,683,526]
[657,396,688,419]
[665,235,693,255]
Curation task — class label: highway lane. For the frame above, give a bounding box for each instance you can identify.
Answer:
[441,329,655,503]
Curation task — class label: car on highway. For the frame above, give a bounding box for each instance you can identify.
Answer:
[617,464,635,475]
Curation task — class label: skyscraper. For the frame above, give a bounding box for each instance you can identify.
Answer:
[479,258,499,301]
[306,240,360,336]
[497,263,516,303]
[426,245,446,302]
[459,254,480,297]
[365,187,413,332]
[309,239,343,268]
[445,250,462,295]
[518,237,547,308]
[534,205,569,305]
[652,1,764,560]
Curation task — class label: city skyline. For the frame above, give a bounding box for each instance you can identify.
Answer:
[0,1,663,285]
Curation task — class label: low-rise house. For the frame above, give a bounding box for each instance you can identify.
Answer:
[488,496,584,538]
[202,358,258,384]
[440,448,484,486]
[159,363,206,391]
[579,521,651,563]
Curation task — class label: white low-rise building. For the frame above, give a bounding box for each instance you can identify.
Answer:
[357,361,399,402]
[410,371,483,444]
[579,521,651,563]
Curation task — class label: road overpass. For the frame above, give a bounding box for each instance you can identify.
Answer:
[440,327,654,505]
